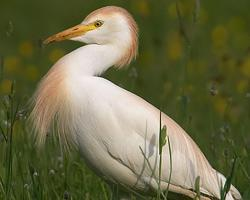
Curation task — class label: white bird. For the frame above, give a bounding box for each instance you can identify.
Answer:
[31,6,241,200]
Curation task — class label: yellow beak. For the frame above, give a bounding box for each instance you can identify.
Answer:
[43,24,96,45]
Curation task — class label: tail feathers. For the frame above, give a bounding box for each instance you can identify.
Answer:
[229,184,242,200]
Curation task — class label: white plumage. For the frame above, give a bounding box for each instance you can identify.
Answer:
[31,6,241,200]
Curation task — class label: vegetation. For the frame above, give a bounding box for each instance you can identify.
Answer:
[0,0,249,199]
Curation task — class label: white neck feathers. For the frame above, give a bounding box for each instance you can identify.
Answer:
[30,43,123,146]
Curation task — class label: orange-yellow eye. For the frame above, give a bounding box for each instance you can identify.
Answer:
[94,20,104,28]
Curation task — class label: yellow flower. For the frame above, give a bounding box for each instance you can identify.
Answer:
[19,41,33,57]
[0,79,12,94]
[166,32,183,61]
[49,48,65,63]
[211,25,228,48]
[4,56,21,74]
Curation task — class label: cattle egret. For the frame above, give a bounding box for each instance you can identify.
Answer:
[31,6,241,200]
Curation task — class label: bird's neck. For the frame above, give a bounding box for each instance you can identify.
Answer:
[59,44,122,76]
[31,43,124,145]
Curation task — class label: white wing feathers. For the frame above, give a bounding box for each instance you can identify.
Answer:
[95,79,241,200]
[67,77,241,200]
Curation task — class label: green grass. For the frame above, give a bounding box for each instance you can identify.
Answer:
[0,0,250,199]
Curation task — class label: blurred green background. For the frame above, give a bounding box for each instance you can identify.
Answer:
[0,0,250,199]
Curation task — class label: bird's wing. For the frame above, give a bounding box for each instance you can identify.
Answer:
[100,80,240,200]
[67,77,240,200]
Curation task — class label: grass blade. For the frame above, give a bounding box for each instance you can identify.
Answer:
[220,157,237,200]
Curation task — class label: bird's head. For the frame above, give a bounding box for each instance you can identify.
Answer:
[44,6,138,67]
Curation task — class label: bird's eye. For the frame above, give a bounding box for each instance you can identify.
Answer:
[94,20,104,28]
